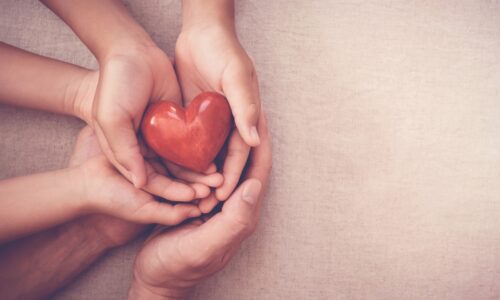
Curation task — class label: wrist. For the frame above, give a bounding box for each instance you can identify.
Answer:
[128,279,189,300]
[182,0,235,32]
[67,69,98,124]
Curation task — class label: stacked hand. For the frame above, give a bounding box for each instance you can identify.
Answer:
[39,0,270,297]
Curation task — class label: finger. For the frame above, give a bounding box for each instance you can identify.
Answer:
[222,60,261,146]
[215,130,251,201]
[180,113,271,255]
[143,162,196,202]
[243,111,272,185]
[129,201,201,225]
[198,193,220,214]
[181,179,262,255]
[165,161,224,187]
[93,119,147,189]
[190,183,211,199]
[204,163,217,174]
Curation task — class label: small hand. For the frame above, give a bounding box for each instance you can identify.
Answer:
[73,127,202,227]
[73,52,214,202]
[86,46,182,189]
[128,114,271,299]
[176,24,261,201]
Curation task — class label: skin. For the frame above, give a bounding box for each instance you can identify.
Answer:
[0,126,202,243]
[176,0,262,203]
[0,42,217,243]
[0,0,269,297]
[128,113,272,300]
[0,126,148,300]
[41,0,261,196]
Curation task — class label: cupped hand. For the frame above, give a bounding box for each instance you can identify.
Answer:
[128,113,271,299]
[175,24,261,201]
[73,127,202,227]
[68,126,146,247]
[87,45,182,189]
[73,47,217,202]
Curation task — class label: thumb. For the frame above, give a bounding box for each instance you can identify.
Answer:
[182,179,262,255]
[93,118,147,188]
[222,62,261,147]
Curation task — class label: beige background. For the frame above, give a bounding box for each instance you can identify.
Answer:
[1,1,500,299]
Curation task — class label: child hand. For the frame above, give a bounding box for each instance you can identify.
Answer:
[74,127,202,226]
[71,62,217,204]
[176,24,261,203]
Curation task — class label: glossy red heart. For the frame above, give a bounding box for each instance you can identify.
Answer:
[141,92,232,172]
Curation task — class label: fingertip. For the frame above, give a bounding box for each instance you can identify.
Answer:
[191,183,211,199]
[199,194,219,214]
[249,126,261,146]
[189,207,202,218]
[204,163,217,174]
[215,186,230,201]
[208,173,224,187]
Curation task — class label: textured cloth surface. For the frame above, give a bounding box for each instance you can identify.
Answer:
[1,1,500,299]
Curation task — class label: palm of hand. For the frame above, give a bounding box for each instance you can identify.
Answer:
[175,27,250,101]
[176,26,259,201]
[133,220,232,294]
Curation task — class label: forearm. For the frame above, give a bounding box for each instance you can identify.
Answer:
[0,42,89,116]
[41,0,156,61]
[0,167,85,242]
[0,218,112,300]
[182,0,235,30]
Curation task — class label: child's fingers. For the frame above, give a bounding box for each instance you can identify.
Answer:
[165,161,224,187]
[204,163,217,174]
[128,201,201,225]
[144,163,196,202]
[190,183,211,199]
[215,130,251,201]
[199,193,220,214]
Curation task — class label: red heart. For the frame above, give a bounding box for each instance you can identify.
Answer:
[141,92,232,172]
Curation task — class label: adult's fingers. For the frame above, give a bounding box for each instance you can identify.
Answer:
[215,130,250,200]
[180,114,271,254]
[222,60,261,147]
[180,179,262,257]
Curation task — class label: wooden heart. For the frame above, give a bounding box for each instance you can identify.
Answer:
[141,92,232,172]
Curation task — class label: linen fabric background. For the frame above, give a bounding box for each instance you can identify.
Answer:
[1,1,500,299]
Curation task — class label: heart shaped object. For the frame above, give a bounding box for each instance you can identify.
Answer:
[141,92,232,172]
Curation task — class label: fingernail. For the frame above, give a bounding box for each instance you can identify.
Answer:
[242,180,262,204]
[130,173,139,188]
[249,126,261,145]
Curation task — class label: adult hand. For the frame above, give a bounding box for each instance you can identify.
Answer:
[176,0,262,202]
[128,113,271,299]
